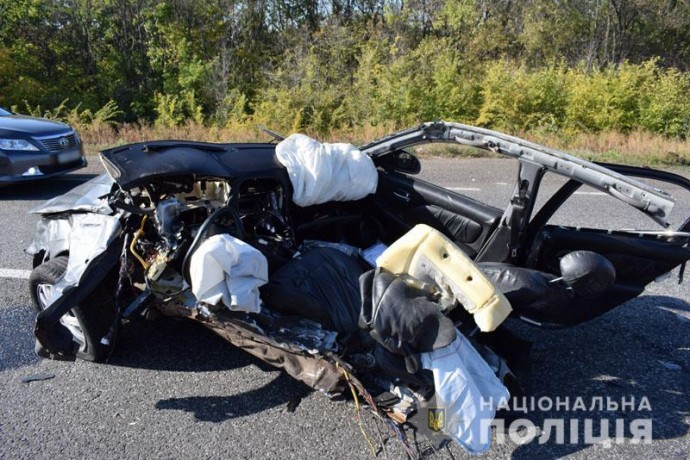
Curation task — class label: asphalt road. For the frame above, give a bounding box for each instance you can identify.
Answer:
[1,157,689,459]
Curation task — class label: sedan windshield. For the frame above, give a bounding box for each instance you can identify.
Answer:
[0,107,11,116]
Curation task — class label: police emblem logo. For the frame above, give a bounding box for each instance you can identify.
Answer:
[427,408,445,432]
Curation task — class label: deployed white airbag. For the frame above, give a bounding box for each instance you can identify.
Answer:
[421,334,510,454]
[190,234,268,313]
[275,134,378,207]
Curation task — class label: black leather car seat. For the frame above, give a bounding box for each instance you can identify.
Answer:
[478,250,616,325]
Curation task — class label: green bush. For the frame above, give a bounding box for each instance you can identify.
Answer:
[252,26,359,135]
[565,62,654,133]
[16,98,122,128]
[154,90,204,128]
[638,67,690,138]
[476,61,568,131]
[213,89,249,127]
[16,44,690,142]
[474,59,688,138]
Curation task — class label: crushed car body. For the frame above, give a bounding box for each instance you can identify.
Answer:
[26,121,690,455]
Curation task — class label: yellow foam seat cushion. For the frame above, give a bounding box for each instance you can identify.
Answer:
[377,224,511,332]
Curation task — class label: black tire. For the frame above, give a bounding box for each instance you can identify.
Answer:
[29,255,118,362]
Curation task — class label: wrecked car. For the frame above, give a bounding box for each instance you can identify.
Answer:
[26,121,690,454]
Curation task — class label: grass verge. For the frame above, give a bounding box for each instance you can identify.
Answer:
[81,122,689,167]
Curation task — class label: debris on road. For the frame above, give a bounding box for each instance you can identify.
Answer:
[21,372,55,383]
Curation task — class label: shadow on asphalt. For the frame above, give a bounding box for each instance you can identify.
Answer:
[109,317,275,373]
[507,295,690,458]
[154,371,311,422]
[3,288,687,453]
[104,293,690,453]
[0,174,96,201]
[111,317,312,421]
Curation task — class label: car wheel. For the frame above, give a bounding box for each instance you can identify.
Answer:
[29,255,117,362]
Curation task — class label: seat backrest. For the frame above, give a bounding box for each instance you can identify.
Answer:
[377,224,512,332]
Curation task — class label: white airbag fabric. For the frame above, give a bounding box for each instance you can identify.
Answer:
[421,334,510,455]
[276,134,378,207]
[190,234,268,313]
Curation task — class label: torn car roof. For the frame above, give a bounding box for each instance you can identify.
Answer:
[361,121,676,227]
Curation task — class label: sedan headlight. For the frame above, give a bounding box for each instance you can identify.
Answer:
[0,139,39,151]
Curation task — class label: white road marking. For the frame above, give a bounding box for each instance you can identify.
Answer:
[448,187,481,192]
[0,269,31,279]
[573,191,608,196]
[496,182,510,186]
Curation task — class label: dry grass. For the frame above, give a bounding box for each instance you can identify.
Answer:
[82,121,262,153]
[524,130,690,166]
[407,129,690,166]
[80,122,690,166]
[82,121,400,155]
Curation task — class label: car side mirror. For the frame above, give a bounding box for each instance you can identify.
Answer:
[379,150,421,175]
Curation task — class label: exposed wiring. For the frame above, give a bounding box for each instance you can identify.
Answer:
[388,421,418,460]
[336,360,419,459]
[340,365,378,457]
[130,215,150,270]
[372,413,390,460]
